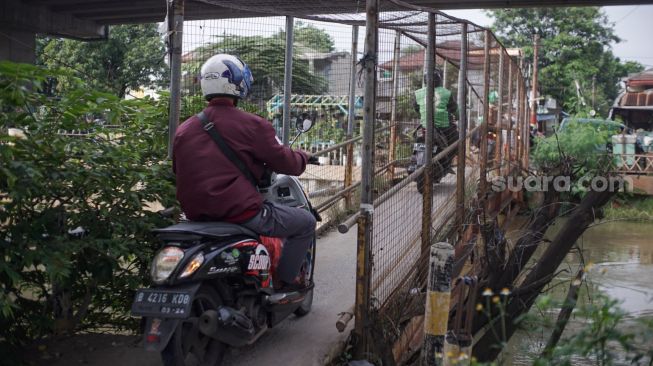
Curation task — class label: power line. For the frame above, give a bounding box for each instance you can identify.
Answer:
[614,5,639,24]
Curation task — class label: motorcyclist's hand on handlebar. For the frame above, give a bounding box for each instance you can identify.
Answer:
[307,155,320,165]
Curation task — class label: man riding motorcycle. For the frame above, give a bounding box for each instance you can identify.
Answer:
[412,68,459,182]
[172,54,316,293]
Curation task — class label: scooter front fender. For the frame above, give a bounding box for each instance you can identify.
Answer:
[142,316,181,352]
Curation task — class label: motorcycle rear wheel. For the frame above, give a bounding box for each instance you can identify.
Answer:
[161,285,227,366]
[294,235,316,317]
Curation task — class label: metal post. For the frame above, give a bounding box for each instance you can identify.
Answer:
[388,30,401,181]
[421,12,435,253]
[167,0,184,159]
[531,33,539,127]
[523,94,530,168]
[422,242,454,366]
[495,50,504,170]
[442,60,449,89]
[505,61,513,175]
[515,75,522,172]
[354,0,378,357]
[282,16,294,146]
[479,30,491,199]
[344,25,359,210]
[455,23,468,236]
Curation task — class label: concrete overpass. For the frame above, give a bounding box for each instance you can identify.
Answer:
[2,0,653,62]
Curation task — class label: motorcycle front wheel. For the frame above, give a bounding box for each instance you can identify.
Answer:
[294,235,316,317]
[161,285,227,366]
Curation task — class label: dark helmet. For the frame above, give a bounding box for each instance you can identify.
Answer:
[423,68,443,87]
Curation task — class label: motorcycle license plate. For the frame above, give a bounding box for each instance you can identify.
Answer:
[131,287,196,319]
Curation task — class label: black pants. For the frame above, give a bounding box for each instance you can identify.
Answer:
[241,201,316,283]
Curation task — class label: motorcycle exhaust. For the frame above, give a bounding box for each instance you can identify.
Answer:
[199,306,258,347]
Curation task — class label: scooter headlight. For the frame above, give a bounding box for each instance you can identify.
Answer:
[179,252,204,279]
[151,247,185,283]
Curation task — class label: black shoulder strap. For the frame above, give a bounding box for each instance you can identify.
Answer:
[196,112,258,188]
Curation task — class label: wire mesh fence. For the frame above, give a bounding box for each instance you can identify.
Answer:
[175,1,530,351]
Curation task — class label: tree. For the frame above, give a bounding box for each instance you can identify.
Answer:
[37,24,167,98]
[277,21,335,53]
[182,35,328,118]
[487,8,644,115]
[401,45,422,56]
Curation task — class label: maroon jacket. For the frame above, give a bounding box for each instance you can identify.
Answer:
[173,98,308,222]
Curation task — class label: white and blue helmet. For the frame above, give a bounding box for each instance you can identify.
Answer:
[200,54,253,100]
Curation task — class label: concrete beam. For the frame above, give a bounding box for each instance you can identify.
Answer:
[0,0,107,40]
[0,29,35,63]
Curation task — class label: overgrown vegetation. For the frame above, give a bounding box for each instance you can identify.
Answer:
[532,122,614,171]
[0,61,175,360]
[468,291,653,366]
[531,120,615,200]
[37,24,168,98]
[604,195,653,221]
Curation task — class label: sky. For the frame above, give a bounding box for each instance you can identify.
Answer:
[184,5,653,68]
[446,5,653,69]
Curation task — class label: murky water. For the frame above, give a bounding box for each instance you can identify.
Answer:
[502,220,653,365]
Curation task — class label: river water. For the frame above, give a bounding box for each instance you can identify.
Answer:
[502,220,653,365]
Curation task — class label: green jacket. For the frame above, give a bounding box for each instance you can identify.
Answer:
[414,87,458,128]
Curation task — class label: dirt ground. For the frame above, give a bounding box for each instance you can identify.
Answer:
[24,333,159,366]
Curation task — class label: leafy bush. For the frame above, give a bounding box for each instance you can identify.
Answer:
[0,61,176,353]
[531,121,614,172]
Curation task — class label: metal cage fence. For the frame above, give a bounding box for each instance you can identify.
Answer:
[168,2,531,351]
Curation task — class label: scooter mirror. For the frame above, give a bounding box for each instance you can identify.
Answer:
[300,119,314,133]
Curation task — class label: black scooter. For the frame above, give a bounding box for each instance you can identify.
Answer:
[131,118,319,366]
[407,125,456,194]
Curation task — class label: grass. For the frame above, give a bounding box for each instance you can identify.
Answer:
[604,195,653,221]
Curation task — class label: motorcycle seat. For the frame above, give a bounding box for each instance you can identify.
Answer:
[153,221,258,241]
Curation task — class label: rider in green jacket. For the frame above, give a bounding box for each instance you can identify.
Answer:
[413,68,459,175]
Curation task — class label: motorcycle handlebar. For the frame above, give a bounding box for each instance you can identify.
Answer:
[307,156,320,165]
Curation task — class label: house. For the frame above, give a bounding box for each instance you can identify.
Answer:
[377,41,522,120]
[299,51,363,96]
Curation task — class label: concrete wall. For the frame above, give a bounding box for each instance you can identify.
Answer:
[0,29,35,63]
